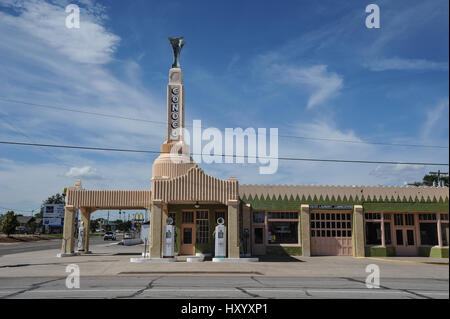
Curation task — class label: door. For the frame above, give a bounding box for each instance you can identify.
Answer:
[252,227,266,255]
[311,211,353,256]
[252,211,266,255]
[180,211,195,255]
[394,213,418,256]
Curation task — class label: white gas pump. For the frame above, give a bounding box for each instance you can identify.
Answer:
[163,217,175,258]
[214,217,226,258]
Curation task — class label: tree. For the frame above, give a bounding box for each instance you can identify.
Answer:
[115,220,132,232]
[1,211,19,237]
[36,193,66,218]
[412,174,449,187]
[422,174,449,187]
[28,218,38,234]
[90,219,100,233]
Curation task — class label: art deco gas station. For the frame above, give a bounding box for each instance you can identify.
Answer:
[59,37,449,260]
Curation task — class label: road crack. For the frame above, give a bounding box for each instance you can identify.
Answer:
[113,276,163,299]
[1,277,66,299]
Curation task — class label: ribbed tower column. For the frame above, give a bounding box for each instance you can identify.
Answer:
[152,67,196,180]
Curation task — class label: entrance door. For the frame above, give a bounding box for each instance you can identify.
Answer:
[311,211,353,256]
[180,211,195,255]
[394,214,418,256]
[252,227,266,255]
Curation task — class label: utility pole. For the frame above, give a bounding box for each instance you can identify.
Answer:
[429,170,449,186]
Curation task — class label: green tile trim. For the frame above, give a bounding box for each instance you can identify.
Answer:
[418,247,449,258]
[241,196,448,213]
[265,246,302,257]
[362,202,449,212]
[364,246,396,257]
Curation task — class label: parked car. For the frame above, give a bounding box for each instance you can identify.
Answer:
[123,232,135,239]
[103,231,116,241]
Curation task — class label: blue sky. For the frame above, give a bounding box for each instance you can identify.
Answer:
[0,0,448,218]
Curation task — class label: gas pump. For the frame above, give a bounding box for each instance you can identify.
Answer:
[163,217,175,258]
[214,217,226,258]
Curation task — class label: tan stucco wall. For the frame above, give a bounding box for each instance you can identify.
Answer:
[301,204,311,257]
[353,205,365,257]
[61,206,76,254]
[227,201,240,258]
[80,208,91,252]
[149,202,163,258]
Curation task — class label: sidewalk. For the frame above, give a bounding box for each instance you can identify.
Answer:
[0,243,448,279]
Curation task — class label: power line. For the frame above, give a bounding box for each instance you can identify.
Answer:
[0,206,37,214]
[277,134,448,149]
[1,97,447,149]
[0,112,74,168]
[0,97,165,125]
[1,140,448,166]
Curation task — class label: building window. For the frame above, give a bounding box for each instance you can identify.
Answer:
[365,213,381,220]
[267,212,298,219]
[182,211,194,223]
[365,212,390,245]
[195,211,209,244]
[419,214,437,221]
[441,223,449,246]
[420,223,438,246]
[183,228,192,244]
[254,227,263,244]
[312,212,352,238]
[405,214,415,226]
[253,212,265,224]
[441,214,449,221]
[394,214,404,226]
[267,221,298,244]
[366,222,382,245]
[267,211,298,244]
[384,222,392,245]
[396,230,404,245]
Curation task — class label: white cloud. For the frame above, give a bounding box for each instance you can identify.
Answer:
[269,64,343,109]
[0,0,164,149]
[366,57,449,72]
[0,0,163,213]
[422,98,449,143]
[65,166,102,179]
[0,0,118,64]
[0,158,152,218]
[370,164,426,185]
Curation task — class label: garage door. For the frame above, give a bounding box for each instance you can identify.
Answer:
[310,211,353,256]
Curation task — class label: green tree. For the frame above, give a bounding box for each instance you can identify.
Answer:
[412,174,449,187]
[90,219,101,233]
[422,174,449,187]
[36,193,66,218]
[1,211,19,237]
[28,218,38,234]
[114,220,132,232]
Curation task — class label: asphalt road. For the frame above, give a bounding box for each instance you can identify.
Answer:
[0,276,448,299]
[0,236,113,256]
